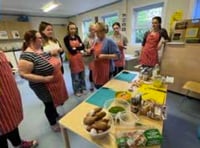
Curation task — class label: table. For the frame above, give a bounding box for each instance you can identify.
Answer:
[59,71,167,148]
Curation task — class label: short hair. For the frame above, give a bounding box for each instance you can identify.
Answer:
[112,22,121,28]
[95,22,107,32]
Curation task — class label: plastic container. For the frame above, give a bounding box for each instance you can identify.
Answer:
[104,98,131,123]
[118,111,139,126]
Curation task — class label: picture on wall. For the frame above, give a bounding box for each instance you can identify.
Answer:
[0,31,9,39]
[11,30,20,39]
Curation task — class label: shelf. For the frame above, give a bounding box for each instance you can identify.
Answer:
[0,38,24,42]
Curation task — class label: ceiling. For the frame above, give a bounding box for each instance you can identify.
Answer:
[1,0,120,18]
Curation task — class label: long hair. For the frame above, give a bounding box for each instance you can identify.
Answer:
[39,21,57,44]
[22,30,37,51]
[67,22,78,35]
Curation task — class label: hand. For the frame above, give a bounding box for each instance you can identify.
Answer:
[44,75,54,82]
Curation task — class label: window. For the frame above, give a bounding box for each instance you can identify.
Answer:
[133,3,163,44]
[82,19,92,39]
[193,0,200,19]
[102,13,119,36]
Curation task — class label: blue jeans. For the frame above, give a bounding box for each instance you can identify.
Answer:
[71,71,86,94]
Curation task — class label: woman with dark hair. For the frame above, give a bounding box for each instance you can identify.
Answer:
[0,51,38,148]
[63,22,86,97]
[39,21,65,73]
[139,16,169,67]
[92,22,120,89]
[18,30,68,132]
[112,22,128,75]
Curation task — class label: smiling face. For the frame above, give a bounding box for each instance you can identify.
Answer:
[42,25,53,38]
[68,24,77,35]
[152,18,161,31]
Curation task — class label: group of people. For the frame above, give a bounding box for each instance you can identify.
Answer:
[0,16,168,148]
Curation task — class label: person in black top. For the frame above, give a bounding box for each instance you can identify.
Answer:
[63,22,86,97]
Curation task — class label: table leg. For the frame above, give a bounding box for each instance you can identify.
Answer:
[60,125,71,148]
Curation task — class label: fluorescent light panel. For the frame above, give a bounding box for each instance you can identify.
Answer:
[42,1,60,12]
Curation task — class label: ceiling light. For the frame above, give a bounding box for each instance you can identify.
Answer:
[41,0,61,12]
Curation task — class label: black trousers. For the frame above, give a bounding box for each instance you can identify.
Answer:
[43,101,59,126]
[0,128,21,148]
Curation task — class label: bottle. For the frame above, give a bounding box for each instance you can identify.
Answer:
[152,64,160,79]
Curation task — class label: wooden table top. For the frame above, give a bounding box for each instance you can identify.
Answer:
[59,71,167,148]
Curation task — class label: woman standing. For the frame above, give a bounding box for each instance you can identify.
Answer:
[139,16,169,67]
[64,22,86,97]
[18,30,68,132]
[112,22,128,75]
[39,21,65,73]
[0,51,38,148]
[83,23,96,91]
[92,22,120,89]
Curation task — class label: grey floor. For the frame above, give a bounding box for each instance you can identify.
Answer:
[10,62,200,148]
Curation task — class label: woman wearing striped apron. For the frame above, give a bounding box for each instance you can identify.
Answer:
[0,51,38,148]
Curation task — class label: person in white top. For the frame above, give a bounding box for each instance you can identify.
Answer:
[39,21,64,73]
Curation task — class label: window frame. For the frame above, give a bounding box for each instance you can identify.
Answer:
[132,2,164,45]
[193,0,200,19]
[82,18,93,39]
[101,12,119,36]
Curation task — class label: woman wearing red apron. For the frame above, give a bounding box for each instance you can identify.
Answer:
[112,22,128,75]
[92,22,120,89]
[64,22,86,97]
[83,23,96,91]
[140,16,169,67]
[19,30,66,132]
[39,21,65,73]
[0,51,38,148]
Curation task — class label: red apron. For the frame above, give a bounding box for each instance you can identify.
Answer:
[46,56,68,107]
[92,42,110,85]
[69,39,85,74]
[140,32,160,66]
[114,41,125,67]
[0,52,23,135]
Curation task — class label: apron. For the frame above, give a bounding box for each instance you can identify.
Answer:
[0,52,23,135]
[69,39,85,74]
[115,40,125,67]
[112,35,125,67]
[92,42,110,85]
[45,56,68,107]
[140,32,160,66]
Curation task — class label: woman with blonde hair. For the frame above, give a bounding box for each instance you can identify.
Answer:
[91,22,120,88]
[83,23,96,91]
